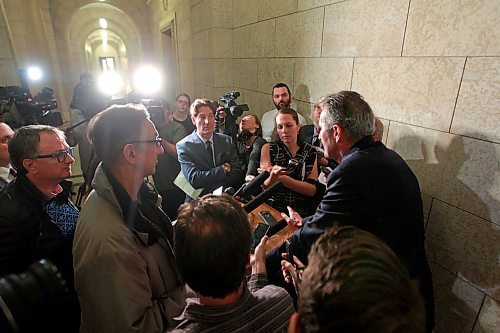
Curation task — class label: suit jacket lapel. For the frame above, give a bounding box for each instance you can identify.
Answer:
[192,132,214,168]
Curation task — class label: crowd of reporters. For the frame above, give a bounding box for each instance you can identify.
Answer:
[0,78,433,333]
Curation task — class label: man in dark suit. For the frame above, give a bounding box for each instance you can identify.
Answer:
[176,98,243,199]
[266,91,434,332]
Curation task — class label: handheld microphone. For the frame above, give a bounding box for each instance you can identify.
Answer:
[243,181,283,213]
[233,171,270,198]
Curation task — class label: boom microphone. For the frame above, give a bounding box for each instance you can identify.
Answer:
[243,181,283,213]
[234,171,270,198]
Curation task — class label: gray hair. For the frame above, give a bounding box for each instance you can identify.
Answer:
[9,125,66,174]
[318,91,374,143]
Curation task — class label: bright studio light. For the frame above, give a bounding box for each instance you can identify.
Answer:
[133,66,162,96]
[98,72,123,96]
[99,18,108,29]
[27,66,42,81]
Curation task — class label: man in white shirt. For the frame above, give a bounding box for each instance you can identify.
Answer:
[0,122,15,189]
[261,83,307,141]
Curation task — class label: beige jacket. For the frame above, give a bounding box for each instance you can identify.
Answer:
[73,165,186,332]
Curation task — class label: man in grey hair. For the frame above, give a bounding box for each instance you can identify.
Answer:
[0,124,79,331]
[266,91,435,332]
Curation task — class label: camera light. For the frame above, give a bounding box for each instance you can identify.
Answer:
[99,18,108,29]
[27,66,42,81]
[98,72,123,96]
[133,66,162,96]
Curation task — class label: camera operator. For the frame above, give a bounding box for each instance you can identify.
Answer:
[69,73,108,180]
[236,114,267,182]
[216,91,249,142]
[260,107,322,217]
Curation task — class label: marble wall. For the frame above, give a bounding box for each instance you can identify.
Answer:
[0,0,494,331]
[166,0,499,331]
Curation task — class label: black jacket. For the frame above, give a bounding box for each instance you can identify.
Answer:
[0,174,73,279]
[266,136,434,330]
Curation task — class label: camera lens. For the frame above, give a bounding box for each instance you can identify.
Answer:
[0,260,69,333]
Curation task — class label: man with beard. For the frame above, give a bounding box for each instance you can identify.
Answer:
[261,83,307,141]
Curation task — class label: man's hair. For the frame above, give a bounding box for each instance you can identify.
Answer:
[175,194,251,298]
[299,225,425,333]
[317,91,374,143]
[272,82,291,96]
[87,104,149,166]
[9,125,65,174]
[176,93,191,105]
[189,98,215,118]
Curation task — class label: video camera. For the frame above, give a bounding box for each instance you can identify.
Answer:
[0,85,62,129]
[0,259,71,332]
[218,91,249,119]
[216,91,249,140]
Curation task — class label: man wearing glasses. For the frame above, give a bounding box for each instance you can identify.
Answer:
[73,104,186,332]
[0,124,79,330]
[172,93,195,134]
[0,124,75,276]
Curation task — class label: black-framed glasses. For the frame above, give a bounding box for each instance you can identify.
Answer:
[127,138,163,147]
[34,147,74,163]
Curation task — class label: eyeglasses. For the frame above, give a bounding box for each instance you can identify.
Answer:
[34,147,74,163]
[127,138,163,147]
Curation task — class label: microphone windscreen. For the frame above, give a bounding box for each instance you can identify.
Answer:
[224,187,235,196]
[243,181,283,213]
[241,171,270,196]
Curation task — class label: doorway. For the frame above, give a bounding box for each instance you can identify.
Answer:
[161,24,178,103]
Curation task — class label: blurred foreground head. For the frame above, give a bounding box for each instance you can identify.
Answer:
[295,225,425,333]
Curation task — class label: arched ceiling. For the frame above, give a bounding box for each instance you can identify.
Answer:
[48,0,151,100]
[67,4,139,57]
